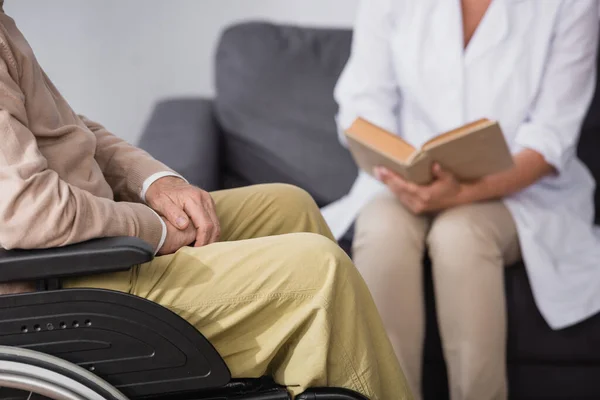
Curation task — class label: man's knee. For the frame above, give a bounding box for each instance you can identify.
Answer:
[285,232,357,282]
[259,183,318,212]
[257,184,329,236]
[290,231,348,262]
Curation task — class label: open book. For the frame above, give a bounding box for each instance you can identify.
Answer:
[344,118,514,185]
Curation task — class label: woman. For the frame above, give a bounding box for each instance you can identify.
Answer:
[322,1,600,399]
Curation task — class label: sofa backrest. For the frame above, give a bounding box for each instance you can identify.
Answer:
[214,22,357,206]
[214,22,600,219]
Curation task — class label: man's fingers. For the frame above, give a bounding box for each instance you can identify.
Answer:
[196,208,215,247]
[162,199,190,230]
[203,194,221,243]
[183,200,213,247]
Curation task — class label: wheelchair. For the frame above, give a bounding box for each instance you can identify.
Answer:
[0,237,368,400]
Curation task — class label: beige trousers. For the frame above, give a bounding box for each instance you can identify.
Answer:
[353,192,521,400]
[65,184,412,400]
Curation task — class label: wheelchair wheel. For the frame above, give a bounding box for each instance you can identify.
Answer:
[0,346,128,400]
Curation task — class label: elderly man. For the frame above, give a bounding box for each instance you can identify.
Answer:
[0,2,411,399]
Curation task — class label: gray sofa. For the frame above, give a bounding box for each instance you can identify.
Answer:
[139,22,600,400]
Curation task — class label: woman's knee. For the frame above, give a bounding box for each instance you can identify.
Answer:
[427,205,504,270]
[353,195,429,273]
[355,194,428,247]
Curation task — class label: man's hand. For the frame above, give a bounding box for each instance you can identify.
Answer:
[375,164,465,215]
[145,176,221,248]
[157,217,197,255]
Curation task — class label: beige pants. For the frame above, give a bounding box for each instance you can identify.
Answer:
[65,184,412,400]
[353,192,521,400]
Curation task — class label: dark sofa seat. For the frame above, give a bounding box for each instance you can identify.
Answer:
[139,22,600,400]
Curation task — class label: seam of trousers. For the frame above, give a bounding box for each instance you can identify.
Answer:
[159,289,319,311]
[163,290,372,398]
[329,272,372,398]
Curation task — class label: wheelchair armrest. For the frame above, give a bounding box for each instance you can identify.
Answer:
[0,237,154,284]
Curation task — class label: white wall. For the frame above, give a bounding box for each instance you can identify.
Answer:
[5,0,359,143]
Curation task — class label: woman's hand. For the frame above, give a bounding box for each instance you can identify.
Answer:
[375,149,556,215]
[375,164,464,214]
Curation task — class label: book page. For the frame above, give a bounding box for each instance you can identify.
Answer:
[345,135,413,180]
[346,118,416,162]
[422,119,494,151]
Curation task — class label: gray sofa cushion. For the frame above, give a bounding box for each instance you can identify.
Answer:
[139,99,222,192]
[214,22,358,206]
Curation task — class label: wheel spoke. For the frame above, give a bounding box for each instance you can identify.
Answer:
[0,346,128,400]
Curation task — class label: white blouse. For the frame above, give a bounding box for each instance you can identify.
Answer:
[322,0,600,329]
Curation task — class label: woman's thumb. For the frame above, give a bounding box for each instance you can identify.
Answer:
[433,163,448,179]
